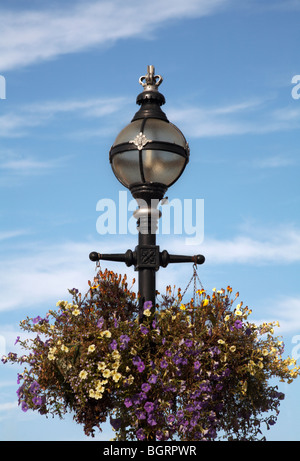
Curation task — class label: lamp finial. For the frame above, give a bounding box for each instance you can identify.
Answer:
[139,65,163,90]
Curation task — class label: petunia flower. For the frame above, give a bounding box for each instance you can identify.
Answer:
[143,301,152,310]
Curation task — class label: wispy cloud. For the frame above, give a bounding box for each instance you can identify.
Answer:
[0,238,137,312]
[253,154,296,169]
[0,0,229,72]
[0,96,127,138]
[0,230,30,241]
[162,223,300,266]
[1,222,300,313]
[169,99,300,137]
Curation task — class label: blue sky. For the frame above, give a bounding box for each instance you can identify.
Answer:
[1,0,300,441]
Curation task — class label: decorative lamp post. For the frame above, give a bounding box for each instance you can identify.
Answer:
[89,65,205,322]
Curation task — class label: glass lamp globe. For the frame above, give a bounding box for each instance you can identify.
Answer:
[109,66,190,201]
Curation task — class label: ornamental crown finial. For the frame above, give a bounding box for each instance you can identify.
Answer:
[139,65,163,90]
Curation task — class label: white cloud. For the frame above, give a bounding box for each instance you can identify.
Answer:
[1,223,300,313]
[168,99,300,137]
[159,223,300,267]
[0,402,18,412]
[0,0,229,72]
[0,238,137,312]
[0,97,127,138]
[253,154,296,169]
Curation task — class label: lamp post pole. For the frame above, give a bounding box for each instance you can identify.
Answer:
[89,65,205,322]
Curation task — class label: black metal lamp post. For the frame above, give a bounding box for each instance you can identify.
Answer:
[89,65,205,322]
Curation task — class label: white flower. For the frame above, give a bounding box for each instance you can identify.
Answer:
[88,344,96,353]
[79,370,88,380]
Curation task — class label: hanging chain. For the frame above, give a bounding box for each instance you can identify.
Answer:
[180,263,204,306]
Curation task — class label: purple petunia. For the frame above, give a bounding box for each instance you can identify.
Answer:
[32,396,43,406]
[234,320,243,329]
[167,414,175,424]
[141,383,151,393]
[137,361,145,372]
[194,360,201,370]
[144,401,154,413]
[136,428,146,440]
[140,325,149,335]
[21,401,29,412]
[29,381,40,394]
[120,334,130,344]
[124,397,132,408]
[148,374,158,384]
[148,415,157,426]
[32,316,42,324]
[136,410,146,420]
[97,317,104,329]
[143,301,152,310]
[160,359,168,369]
[110,339,118,350]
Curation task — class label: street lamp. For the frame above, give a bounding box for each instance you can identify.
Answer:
[89,65,205,322]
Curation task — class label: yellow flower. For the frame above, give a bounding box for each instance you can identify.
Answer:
[79,370,88,380]
[88,344,96,353]
[47,353,55,361]
[235,309,242,316]
[111,350,120,359]
[72,308,81,316]
[102,369,112,378]
[202,299,209,307]
[224,315,230,321]
[212,288,216,292]
[229,345,236,352]
[180,304,186,311]
[89,389,95,398]
[218,339,225,345]
[100,330,112,338]
[262,348,269,356]
[112,372,122,382]
[61,345,69,352]
[97,362,106,371]
[143,309,151,317]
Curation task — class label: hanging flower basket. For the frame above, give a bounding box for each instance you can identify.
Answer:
[2,269,299,441]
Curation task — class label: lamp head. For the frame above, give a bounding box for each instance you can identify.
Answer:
[109,66,189,201]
